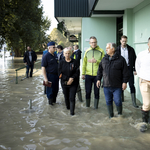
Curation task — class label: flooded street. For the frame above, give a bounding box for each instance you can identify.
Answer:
[0,56,150,150]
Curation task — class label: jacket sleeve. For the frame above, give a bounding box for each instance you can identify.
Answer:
[71,61,80,79]
[97,61,103,81]
[58,60,62,76]
[34,52,37,61]
[132,48,136,71]
[122,58,130,83]
[23,52,27,63]
[82,52,87,75]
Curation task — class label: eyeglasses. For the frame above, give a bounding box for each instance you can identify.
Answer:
[53,47,55,48]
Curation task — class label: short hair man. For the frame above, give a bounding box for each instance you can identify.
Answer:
[136,37,150,127]
[82,36,105,109]
[97,43,129,118]
[23,46,37,78]
[41,41,59,105]
[116,35,139,108]
[56,45,64,61]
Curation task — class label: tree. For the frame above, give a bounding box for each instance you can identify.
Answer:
[49,28,73,48]
[0,0,51,56]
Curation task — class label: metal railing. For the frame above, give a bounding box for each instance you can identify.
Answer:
[15,60,41,84]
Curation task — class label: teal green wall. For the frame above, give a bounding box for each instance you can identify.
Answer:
[123,0,150,103]
[81,17,116,59]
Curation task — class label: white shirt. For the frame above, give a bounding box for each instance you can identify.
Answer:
[121,46,129,66]
[135,49,150,81]
[74,49,79,52]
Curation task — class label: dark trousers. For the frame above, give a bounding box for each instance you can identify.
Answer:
[85,75,99,99]
[46,73,59,102]
[128,68,136,93]
[26,64,34,77]
[62,84,78,114]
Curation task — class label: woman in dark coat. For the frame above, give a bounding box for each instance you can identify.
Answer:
[58,47,79,115]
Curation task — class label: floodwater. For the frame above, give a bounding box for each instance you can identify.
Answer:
[0,56,150,150]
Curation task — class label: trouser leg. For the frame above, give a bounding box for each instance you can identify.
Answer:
[69,84,78,115]
[121,91,124,102]
[85,75,93,107]
[30,64,34,77]
[77,85,83,102]
[94,76,100,109]
[62,86,70,109]
[26,65,29,78]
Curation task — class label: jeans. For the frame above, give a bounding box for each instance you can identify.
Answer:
[85,75,99,99]
[26,64,34,77]
[46,73,59,101]
[103,87,122,106]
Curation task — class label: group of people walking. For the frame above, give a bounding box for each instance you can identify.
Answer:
[26,35,150,128]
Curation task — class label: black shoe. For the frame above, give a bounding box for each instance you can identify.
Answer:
[107,105,114,118]
[131,93,139,108]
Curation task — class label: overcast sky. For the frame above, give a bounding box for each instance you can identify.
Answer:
[41,0,58,35]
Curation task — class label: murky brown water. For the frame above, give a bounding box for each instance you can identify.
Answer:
[0,56,150,150]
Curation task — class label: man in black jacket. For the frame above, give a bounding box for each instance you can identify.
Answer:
[72,45,83,102]
[23,46,37,78]
[116,35,138,108]
[97,43,129,118]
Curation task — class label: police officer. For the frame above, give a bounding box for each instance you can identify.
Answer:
[41,41,59,105]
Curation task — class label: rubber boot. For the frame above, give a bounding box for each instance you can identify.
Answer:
[86,99,90,107]
[140,110,149,132]
[94,99,99,109]
[48,98,53,105]
[70,101,75,115]
[44,86,47,94]
[131,93,139,108]
[77,90,83,102]
[116,105,122,115]
[141,109,149,123]
[121,91,124,102]
[107,105,114,118]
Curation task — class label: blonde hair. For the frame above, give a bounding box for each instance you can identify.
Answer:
[63,47,73,55]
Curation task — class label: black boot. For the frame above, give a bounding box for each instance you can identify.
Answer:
[86,99,90,107]
[94,99,99,109]
[116,105,122,115]
[141,109,149,123]
[121,91,124,102]
[131,93,139,108]
[77,91,83,102]
[107,105,114,118]
[70,101,75,115]
[48,98,53,105]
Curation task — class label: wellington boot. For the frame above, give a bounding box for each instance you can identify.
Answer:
[94,99,99,109]
[48,98,53,105]
[141,109,149,123]
[131,93,139,108]
[107,105,114,118]
[116,105,122,115]
[70,101,75,115]
[86,99,90,107]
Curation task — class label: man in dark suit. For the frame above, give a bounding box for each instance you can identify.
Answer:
[23,46,37,78]
[116,35,139,108]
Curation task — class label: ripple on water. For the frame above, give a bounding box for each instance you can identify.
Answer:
[23,144,37,150]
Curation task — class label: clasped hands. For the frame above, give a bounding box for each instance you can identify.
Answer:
[88,56,97,63]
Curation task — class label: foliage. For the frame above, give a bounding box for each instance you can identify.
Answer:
[0,0,51,56]
[49,28,74,48]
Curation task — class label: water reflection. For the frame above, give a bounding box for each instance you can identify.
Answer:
[0,56,150,150]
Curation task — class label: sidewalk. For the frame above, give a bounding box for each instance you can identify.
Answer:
[0,56,149,150]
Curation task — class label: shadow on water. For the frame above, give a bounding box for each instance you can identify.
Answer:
[0,56,150,150]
